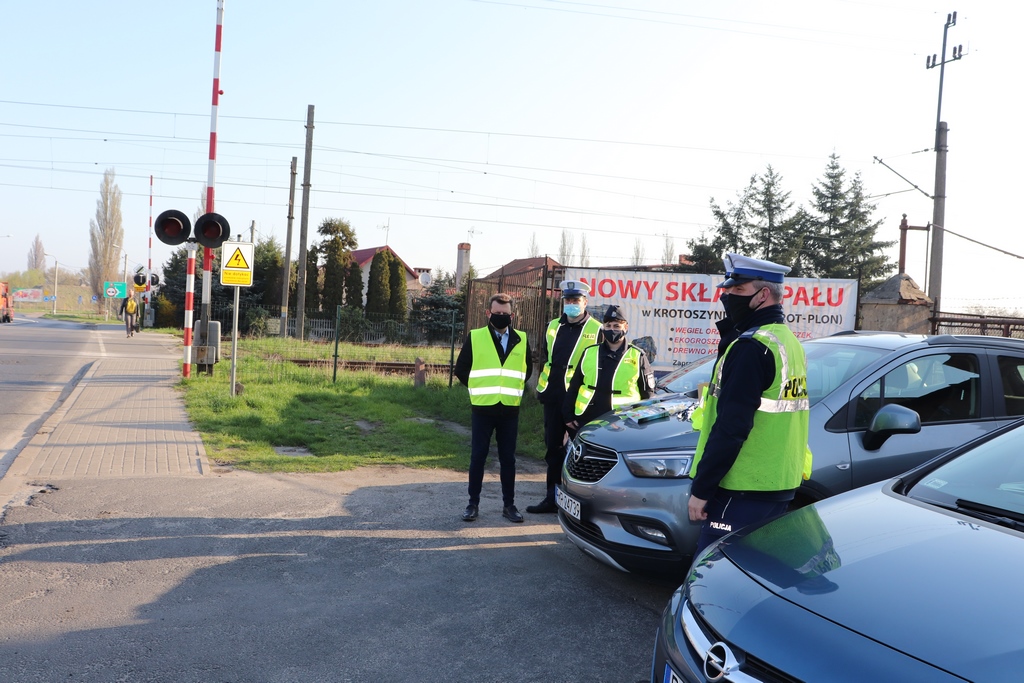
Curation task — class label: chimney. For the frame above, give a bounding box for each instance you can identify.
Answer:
[455,243,471,288]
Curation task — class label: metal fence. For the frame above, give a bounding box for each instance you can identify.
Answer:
[932,313,1024,338]
[466,264,565,356]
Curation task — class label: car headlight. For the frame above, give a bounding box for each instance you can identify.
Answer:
[621,448,695,478]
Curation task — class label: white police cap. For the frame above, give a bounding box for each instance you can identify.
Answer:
[559,280,591,298]
[719,252,791,288]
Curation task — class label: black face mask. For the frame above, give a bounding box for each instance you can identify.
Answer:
[490,313,512,330]
[723,291,758,326]
[604,329,626,344]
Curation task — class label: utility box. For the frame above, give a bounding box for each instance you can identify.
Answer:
[193,320,221,365]
[144,307,155,328]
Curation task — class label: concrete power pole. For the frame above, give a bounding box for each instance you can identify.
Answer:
[280,156,297,337]
[295,105,315,341]
[925,10,964,311]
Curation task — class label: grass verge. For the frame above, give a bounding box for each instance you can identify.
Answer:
[183,365,545,473]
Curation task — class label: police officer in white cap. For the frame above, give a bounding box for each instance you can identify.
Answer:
[687,253,810,556]
[527,280,603,514]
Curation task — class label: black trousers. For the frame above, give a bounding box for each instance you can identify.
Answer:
[467,411,518,508]
[542,396,568,498]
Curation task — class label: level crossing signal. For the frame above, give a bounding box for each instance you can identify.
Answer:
[154,210,231,249]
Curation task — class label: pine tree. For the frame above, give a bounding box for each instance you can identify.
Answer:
[409,269,462,343]
[799,154,894,284]
[365,250,391,316]
[388,255,408,320]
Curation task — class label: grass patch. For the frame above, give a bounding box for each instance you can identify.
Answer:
[183,364,545,473]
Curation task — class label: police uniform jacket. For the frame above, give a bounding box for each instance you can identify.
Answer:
[690,304,796,502]
[454,324,533,417]
[562,340,654,427]
[537,312,600,404]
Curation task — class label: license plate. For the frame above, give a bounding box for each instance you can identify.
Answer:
[663,664,684,683]
[555,486,581,520]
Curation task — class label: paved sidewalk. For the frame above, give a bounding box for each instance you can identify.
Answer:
[0,351,207,508]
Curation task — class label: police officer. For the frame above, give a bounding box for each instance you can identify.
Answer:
[687,253,810,556]
[526,280,603,514]
[454,292,533,523]
[563,305,655,438]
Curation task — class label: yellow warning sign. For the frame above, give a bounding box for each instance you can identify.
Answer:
[220,242,254,288]
[225,248,250,269]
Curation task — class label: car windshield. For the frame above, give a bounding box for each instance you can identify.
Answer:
[907,423,1024,520]
[657,340,887,406]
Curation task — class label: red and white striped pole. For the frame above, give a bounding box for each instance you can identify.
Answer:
[198,0,224,360]
[184,244,197,377]
[146,175,153,309]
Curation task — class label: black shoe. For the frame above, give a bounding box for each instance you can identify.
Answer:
[462,505,478,522]
[526,498,558,514]
[502,505,524,523]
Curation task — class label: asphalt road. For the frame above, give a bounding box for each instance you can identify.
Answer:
[0,317,680,682]
[0,468,678,683]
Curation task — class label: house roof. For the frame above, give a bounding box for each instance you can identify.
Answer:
[350,245,418,279]
[483,256,561,280]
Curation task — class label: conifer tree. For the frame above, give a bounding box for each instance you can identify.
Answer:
[343,254,364,309]
[365,250,391,316]
[388,255,408,320]
[799,153,894,284]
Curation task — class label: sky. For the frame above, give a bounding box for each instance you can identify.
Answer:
[1,0,1020,312]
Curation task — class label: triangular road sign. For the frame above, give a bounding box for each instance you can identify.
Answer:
[225,247,250,269]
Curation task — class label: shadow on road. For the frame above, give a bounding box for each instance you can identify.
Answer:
[0,470,675,683]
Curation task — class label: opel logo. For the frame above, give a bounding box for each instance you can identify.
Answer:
[569,440,583,463]
[703,641,738,681]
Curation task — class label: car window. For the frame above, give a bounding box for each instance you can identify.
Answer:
[908,424,1024,517]
[854,353,980,428]
[996,355,1024,417]
[660,356,715,396]
[804,342,887,404]
[661,341,886,405]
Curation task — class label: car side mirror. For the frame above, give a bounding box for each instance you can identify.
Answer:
[862,404,921,451]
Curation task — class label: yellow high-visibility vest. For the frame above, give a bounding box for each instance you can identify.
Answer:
[574,344,643,416]
[537,316,602,394]
[467,327,528,406]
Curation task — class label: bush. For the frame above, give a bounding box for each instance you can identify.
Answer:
[154,293,179,329]
[245,306,270,337]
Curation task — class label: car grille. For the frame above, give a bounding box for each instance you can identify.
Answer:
[560,511,605,541]
[565,440,619,482]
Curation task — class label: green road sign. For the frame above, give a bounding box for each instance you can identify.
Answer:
[103,281,128,299]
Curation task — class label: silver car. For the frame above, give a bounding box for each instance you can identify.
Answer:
[557,332,1024,575]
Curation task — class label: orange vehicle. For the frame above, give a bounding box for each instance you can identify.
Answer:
[0,281,13,323]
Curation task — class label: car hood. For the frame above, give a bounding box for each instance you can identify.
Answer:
[576,395,700,451]
[715,487,1024,679]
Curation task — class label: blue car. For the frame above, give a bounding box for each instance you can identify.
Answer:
[652,418,1024,683]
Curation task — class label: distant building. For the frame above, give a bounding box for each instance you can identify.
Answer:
[349,245,430,306]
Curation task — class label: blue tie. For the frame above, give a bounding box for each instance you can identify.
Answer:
[500,331,508,353]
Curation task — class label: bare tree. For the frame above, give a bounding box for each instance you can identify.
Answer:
[579,233,591,267]
[87,168,124,300]
[527,232,541,258]
[27,235,46,271]
[558,229,575,266]
[661,234,675,265]
[630,238,646,267]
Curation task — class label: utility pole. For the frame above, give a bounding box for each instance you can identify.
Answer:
[280,156,297,337]
[925,10,964,311]
[295,105,315,341]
